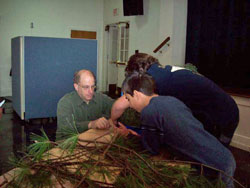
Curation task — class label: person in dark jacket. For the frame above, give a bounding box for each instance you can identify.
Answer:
[116,72,236,188]
[111,53,239,147]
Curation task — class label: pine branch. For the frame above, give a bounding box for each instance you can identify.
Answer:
[5,123,245,188]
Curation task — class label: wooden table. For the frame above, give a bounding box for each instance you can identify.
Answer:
[0,128,120,187]
[0,128,190,188]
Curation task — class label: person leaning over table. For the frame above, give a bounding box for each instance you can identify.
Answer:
[111,53,239,147]
[56,69,114,140]
[115,72,236,188]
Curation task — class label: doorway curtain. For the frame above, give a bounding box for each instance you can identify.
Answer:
[185,0,250,90]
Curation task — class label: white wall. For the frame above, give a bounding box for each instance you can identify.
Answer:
[0,0,188,94]
[231,96,250,152]
[0,0,104,96]
[157,0,187,67]
[103,0,187,88]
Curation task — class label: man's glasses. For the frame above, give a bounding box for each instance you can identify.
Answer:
[78,85,96,90]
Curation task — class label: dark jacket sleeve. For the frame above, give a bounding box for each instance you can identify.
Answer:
[141,127,162,155]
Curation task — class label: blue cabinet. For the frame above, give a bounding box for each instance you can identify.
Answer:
[11,36,97,120]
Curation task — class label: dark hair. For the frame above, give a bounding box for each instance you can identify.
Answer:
[122,72,156,96]
[125,53,161,76]
[73,70,96,84]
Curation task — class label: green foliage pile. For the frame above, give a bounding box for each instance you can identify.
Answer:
[2,123,242,188]
[119,108,141,128]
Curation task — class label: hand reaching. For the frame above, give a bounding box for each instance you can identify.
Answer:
[89,117,110,129]
[114,122,139,137]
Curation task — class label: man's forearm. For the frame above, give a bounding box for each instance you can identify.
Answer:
[111,95,130,124]
[76,121,91,132]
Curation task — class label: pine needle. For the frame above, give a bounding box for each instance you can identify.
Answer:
[27,129,53,161]
[5,120,242,188]
[58,134,78,153]
[56,115,79,140]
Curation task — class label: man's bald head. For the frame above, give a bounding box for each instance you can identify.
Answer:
[73,69,97,103]
[74,70,96,84]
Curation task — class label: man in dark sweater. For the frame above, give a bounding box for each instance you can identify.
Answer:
[116,72,236,188]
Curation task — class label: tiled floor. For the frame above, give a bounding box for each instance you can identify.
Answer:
[0,103,57,175]
[0,100,249,187]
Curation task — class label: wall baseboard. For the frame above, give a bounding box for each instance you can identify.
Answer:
[230,133,250,152]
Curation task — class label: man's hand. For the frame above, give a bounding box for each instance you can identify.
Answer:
[114,122,129,136]
[114,122,139,137]
[108,119,116,128]
[88,117,110,129]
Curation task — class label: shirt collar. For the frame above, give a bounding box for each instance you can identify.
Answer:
[74,91,97,106]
